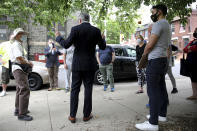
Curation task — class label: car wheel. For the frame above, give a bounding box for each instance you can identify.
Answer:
[28,73,43,91]
[94,70,103,85]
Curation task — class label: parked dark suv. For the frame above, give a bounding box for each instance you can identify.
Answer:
[94,44,137,84]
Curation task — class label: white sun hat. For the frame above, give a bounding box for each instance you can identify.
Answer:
[12,28,28,38]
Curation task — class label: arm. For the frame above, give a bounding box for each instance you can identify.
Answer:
[189,45,197,52]
[55,47,63,55]
[16,57,33,67]
[172,48,182,55]
[143,34,159,56]
[63,53,68,69]
[97,30,106,50]
[183,40,193,53]
[44,48,51,56]
[56,27,75,49]
[111,52,115,63]
[96,52,101,65]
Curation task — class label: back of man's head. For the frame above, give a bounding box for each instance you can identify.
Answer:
[152,4,167,16]
[79,13,90,22]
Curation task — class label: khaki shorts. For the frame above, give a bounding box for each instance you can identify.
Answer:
[1,66,10,84]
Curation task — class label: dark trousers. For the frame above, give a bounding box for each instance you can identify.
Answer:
[146,58,169,125]
[70,70,95,118]
[13,69,30,115]
[47,65,59,88]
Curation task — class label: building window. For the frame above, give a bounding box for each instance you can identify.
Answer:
[179,24,186,33]
[183,38,189,47]
[171,23,175,34]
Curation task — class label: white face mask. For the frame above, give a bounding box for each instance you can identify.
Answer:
[49,43,53,48]
[137,39,142,43]
[20,35,27,42]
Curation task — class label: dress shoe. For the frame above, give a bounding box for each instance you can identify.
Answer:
[171,88,178,94]
[186,96,197,100]
[48,88,53,91]
[14,110,30,116]
[68,116,76,123]
[56,87,61,90]
[18,114,33,121]
[83,114,93,122]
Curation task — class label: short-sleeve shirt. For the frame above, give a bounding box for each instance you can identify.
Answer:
[0,41,12,68]
[98,45,114,65]
[64,45,74,66]
[136,44,146,62]
[9,40,27,72]
[148,19,171,60]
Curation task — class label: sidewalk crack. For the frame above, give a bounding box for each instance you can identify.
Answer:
[46,91,53,131]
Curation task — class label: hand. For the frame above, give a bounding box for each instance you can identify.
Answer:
[64,64,68,69]
[55,31,61,37]
[142,53,148,58]
[52,47,56,51]
[2,60,6,65]
[101,33,105,39]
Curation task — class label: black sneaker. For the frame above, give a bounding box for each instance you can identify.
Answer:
[65,88,70,93]
[14,110,30,116]
[18,114,33,121]
[171,88,178,94]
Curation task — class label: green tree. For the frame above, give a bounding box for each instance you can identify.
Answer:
[105,19,120,44]
[0,0,195,33]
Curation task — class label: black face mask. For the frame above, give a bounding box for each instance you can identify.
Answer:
[151,11,159,22]
[193,32,197,38]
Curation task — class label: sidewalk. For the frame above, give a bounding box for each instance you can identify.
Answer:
[0,76,197,131]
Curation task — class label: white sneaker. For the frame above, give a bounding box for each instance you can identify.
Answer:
[135,121,159,131]
[0,91,6,97]
[146,114,167,122]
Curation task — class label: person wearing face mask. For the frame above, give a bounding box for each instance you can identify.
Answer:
[135,35,146,94]
[136,4,170,131]
[9,28,33,121]
[44,39,62,91]
[183,28,197,100]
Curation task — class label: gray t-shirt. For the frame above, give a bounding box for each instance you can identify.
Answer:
[148,19,171,60]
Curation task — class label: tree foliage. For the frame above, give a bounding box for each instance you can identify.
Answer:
[0,0,195,34]
[105,19,120,44]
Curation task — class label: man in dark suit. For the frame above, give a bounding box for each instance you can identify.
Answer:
[55,13,106,123]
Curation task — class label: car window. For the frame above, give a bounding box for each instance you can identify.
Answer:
[126,48,136,58]
[114,48,124,56]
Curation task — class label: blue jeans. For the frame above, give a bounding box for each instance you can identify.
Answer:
[99,63,114,88]
[146,57,169,125]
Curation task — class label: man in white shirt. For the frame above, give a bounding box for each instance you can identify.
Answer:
[9,28,33,121]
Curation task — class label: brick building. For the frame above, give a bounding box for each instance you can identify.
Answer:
[0,12,79,60]
[132,9,197,51]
